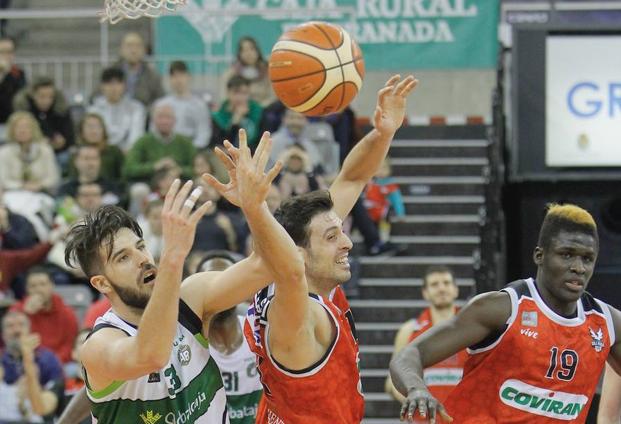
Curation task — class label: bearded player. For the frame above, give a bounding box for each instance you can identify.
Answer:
[391,204,621,423]
[205,74,418,423]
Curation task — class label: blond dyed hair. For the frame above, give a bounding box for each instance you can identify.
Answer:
[538,203,598,250]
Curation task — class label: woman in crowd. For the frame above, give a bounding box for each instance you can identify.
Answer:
[0,111,60,193]
[74,112,124,181]
[220,36,274,106]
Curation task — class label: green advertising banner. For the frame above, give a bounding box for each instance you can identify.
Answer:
[155,0,499,71]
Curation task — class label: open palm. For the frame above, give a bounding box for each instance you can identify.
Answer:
[373,75,418,137]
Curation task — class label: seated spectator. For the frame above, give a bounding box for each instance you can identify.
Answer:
[211,75,263,149]
[0,36,26,126]
[1,311,64,419]
[0,111,60,194]
[124,102,195,182]
[137,199,164,263]
[220,36,274,106]
[156,60,211,148]
[88,67,146,151]
[193,177,248,254]
[10,267,79,363]
[271,108,338,176]
[364,157,406,225]
[259,99,286,135]
[0,184,39,249]
[276,145,326,200]
[193,149,228,186]
[114,32,164,107]
[81,297,111,329]
[73,112,124,181]
[13,76,75,165]
[59,145,122,205]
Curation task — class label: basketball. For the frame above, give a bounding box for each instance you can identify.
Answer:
[268,22,365,117]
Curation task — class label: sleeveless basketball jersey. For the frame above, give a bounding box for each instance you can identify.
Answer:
[209,315,263,424]
[408,307,467,402]
[245,286,365,423]
[85,300,229,424]
[443,278,614,423]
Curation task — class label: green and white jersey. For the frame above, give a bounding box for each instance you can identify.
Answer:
[86,301,229,424]
[209,316,262,424]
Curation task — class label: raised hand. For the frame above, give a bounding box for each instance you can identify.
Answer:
[160,179,212,259]
[236,129,282,213]
[202,140,241,207]
[400,389,452,423]
[374,75,418,137]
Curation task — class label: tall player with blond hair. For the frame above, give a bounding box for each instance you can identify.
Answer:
[391,204,621,423]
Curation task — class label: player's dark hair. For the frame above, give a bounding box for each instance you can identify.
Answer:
[65,205,143,277]
[538,203,598,251]
[169,60,189,75]
[227,75,250,91]
[196,250,238,273]
[422,265,455,289]
[274,190,333,247]
[101,67,125,83]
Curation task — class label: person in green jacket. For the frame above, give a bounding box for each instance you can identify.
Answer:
[211,75,263,149]
[123,103,196,182]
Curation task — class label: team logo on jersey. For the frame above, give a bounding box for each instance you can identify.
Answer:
[147,372,161,383]
[589,327,605,352]
[139,410,162,424]
[521,311,538,327]
[177,344,192,366]
[499,379,588,420]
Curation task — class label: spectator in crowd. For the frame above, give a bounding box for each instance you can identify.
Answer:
[156,60,211,149]
[0,36,25,125]
[89,67,146,151]
[0,111,60,193]
[193,176,248,254]
[114,32,164,107]
[193,149,228,187]
[124,102,196,182]
[73,112,124,181]
[385,266,466,404]
[13,76,75,163]
[271,108,338,176]
[137,198,164,263]
[1,310,64,419]
[10,266,79,363]
[221,36,274,106]
[364,157,406,226]
[212,75,263,149]
[59,144,122,204]
[276,145,326,200]
[0,184,39,250]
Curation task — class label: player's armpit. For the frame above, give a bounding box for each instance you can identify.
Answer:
[81,328,167,390]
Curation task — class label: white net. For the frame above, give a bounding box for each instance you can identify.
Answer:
[100,0,187,24]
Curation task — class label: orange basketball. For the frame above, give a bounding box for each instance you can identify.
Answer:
[269,22,365,117]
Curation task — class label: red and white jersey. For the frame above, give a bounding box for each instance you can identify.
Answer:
[244,285,364,423]
[444,278,615,423]
[408,307,467,402]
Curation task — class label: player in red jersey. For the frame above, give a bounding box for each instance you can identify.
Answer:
[391,203,621,423]
[205,74,418,423]
[385,266,467,407]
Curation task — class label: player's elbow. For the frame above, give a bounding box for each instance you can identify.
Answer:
[137,346,171,371]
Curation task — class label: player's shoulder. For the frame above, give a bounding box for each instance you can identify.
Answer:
[461,290,513,330]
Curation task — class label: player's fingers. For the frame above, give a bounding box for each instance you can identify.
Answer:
[400,401,409,421]
[238,129,250,162]
[395,75,415,95]
[385,74,400,87]
[402,78,419,97]
[202,173,228,194]
[163,178,181,213]
[417,399,428,420]
[377,85,393,104]
[429,405,437,424]
[223,139,240,162]
[171,180,194,214]
[265,160,283,185]
[181,186,203,218]
[256,132,272,172]
[214,146,236,170]
[189,199,213,224]
[406,399,417,422]
[253,131,270,169]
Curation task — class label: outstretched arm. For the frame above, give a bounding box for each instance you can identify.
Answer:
[329,75,418,219]
[390,291,510,422]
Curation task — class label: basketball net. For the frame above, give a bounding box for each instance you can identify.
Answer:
[100,0,186,24]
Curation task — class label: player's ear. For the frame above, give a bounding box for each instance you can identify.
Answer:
[90,274,112,295]
[533,247,544,266]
